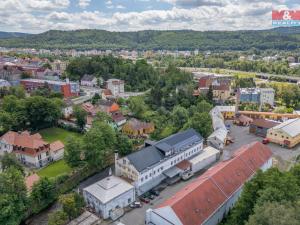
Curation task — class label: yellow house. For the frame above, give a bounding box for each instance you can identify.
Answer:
[122,118,155,137]
[213,85,231,102]
[266,118,300,148]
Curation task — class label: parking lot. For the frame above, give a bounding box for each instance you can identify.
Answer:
[107,122,300,225]
[224,121,300,169]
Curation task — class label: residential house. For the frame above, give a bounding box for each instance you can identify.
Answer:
[21,79,80,98]
[83,174,135,220]
[81,74,97,87]
[49,141,64,161]
[106,79,124,96]
[212,84,231,103]
[146,142,273,225]
[0,131,64,168]
[267,118,300,148]
[115,129,204,195]
[99,100,120,114]
[102,89,113,100]
[82,102,100,116]
[111,111,127,127]
[249,119,280,137]
[122,118,154,137]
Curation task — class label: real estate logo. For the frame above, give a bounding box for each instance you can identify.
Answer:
[272,10,300,27]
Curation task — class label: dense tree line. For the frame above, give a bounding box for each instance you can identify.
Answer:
[0,93,63,135]
[127,66,213,140]
[64,113,133,168]
[2,28,300,51]
[222,165,300,225]
[65,55,158,91]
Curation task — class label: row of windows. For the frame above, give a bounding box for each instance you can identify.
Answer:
[269,132,289,139]
[141,166,164,182]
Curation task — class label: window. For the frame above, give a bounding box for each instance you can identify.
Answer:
[145,175,148,179]
[46,151,49,156]
[128,198,131,203]
[38,154,41,160]
[141,177,144,182]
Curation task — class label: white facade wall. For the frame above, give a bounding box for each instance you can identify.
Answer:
[51,149,64,161]
[191,154,217,173]
[83,188,135,219]
[81,79,97,87]
[63,106,73,118]
[116,142,203,195]
[16,151,50,168]
[136,142,203,187]
[260,89,275,106]
[0,141,13,155]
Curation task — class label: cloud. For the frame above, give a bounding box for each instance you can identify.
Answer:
[0,0,293,33]
[78,0,91,9]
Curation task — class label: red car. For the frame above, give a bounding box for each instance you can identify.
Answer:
[262,138,269,144]
[140,197,150,204]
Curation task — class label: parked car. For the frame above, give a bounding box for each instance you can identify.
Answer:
[262,138,269,144]
[140,197,150,204]
[182,171,194,181]
[150,190,160,196]
[148,194,155,200]
[130,201,142,208]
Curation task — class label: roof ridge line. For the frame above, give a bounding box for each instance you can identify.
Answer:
[209,176,229,199]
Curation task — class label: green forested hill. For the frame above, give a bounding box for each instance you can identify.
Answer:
[1,28,300,50]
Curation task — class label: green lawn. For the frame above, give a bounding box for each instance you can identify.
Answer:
[37,160,72,178]
[39,127,82,144]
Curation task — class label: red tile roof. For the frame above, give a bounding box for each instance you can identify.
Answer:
[157,142,272,225]
[50,141,64,152]
[0,131,48,149]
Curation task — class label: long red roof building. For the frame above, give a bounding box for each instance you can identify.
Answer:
[146,142,273,225]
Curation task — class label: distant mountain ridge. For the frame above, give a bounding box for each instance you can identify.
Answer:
[0,31,28,39]
[0,27,300,51]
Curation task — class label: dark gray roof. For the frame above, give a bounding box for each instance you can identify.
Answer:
[127,146,164,172]
[126,129,203,172]
[81,74,95,82]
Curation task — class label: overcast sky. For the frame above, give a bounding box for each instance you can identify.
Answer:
[0,0,299,33]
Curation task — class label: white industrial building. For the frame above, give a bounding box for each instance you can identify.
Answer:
[146,142,273,225]
[115,129,204,195]
[208,107,228,150]
[83,175,135,220]
[189,146,219,173]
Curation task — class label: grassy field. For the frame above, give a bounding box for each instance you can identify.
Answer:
[39,127,82,144]
[37,160,72,178]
